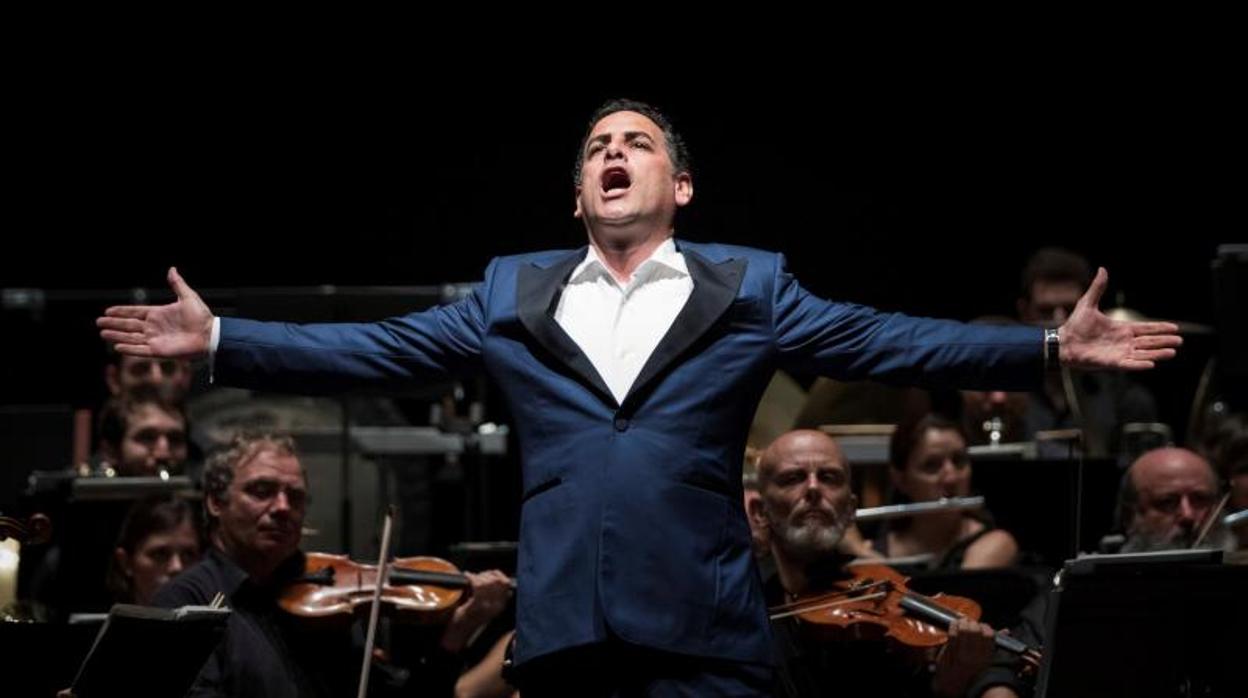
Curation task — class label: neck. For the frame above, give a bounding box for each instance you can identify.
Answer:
[770,543,851,597]
[903,511,966,552]
[212,532,284,584]
[587,228,672,284]
[771,543,811,597]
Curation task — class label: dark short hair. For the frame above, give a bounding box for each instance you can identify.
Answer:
[889,413,967,472]
[106,495,199,601]
[96,384,187,452]
[1020,247,1092,300]
[202,432,299,529]
[573,98,691,186]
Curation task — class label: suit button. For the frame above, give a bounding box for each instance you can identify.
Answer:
[614,417,629,432]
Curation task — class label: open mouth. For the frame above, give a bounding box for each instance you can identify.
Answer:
[601,167,631,194]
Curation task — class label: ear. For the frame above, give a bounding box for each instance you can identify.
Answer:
[101,439,120,463]
[114,547,132,578]
[105,364,121,395]
[746,493,770,535]
[206,493,224,519]
[674,172,693,208]
[573,185,583,219]
[842,493,859,526]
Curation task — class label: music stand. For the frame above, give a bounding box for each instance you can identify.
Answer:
[71,603,229,697]
[1036,550,1246,697]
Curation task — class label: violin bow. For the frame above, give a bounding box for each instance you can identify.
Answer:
[1192,491,1231,549]
[357,505,396,698]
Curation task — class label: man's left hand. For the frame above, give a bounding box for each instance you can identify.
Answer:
[440,570,514,653]
[1059,268,1182,371]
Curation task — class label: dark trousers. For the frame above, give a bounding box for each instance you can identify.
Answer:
[511,638,774,697]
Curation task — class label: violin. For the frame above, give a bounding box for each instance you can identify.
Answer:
[769,563,1042,672]
[278,552,479,626]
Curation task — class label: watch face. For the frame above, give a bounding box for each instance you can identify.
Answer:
[1044,329,1060,365]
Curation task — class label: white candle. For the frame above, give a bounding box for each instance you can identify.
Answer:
[0,539,20,609]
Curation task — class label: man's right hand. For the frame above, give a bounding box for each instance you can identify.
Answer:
[441,570,514,653]
[97,267,214,360]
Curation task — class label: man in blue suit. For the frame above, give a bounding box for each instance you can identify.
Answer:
[99,99,1181,696]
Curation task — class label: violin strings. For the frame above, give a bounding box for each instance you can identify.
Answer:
[769,580,891,613]
[768,591,888,621]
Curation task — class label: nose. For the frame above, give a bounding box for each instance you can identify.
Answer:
[988,391,1008,407]
[806,471,822,490]
[1176,495,1201,526]
[605,138,625,160]
[938,460,963,489]
[801,472,824,500]
[271,489,292,514]
[167,553,185,575]
[150,435,172,466]
[143,363,163,384]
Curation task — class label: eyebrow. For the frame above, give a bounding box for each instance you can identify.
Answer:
[129,420,186,432]
[585,130,656,152]
[778,462,845,474]
[132,426,186,434]
[243,477,305,490]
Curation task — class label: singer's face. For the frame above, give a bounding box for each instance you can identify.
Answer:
[574,110,692,243]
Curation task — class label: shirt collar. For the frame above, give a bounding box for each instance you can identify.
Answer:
[569,237,688,287]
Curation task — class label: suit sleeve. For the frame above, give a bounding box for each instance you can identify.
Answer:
[213,259,494,395]
[769,253,1044,391]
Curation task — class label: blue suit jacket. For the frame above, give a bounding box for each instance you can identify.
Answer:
[216,240,1042,666]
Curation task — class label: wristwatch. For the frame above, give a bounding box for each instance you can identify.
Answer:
[1044,327,1061,371]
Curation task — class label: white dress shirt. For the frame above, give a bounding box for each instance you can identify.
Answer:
[554,238,693,404]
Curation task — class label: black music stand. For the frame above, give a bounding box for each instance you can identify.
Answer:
[71,603,229,697]
[1036,550,1246,698]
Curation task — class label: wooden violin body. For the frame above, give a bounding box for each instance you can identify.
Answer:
[771,563,1041,671]
[279,552,470,626]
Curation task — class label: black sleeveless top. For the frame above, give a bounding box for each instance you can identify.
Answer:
[872,519,997,571]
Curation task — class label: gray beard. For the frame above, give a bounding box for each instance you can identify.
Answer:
[1121,526,1232,554]
[776,519,846,563]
